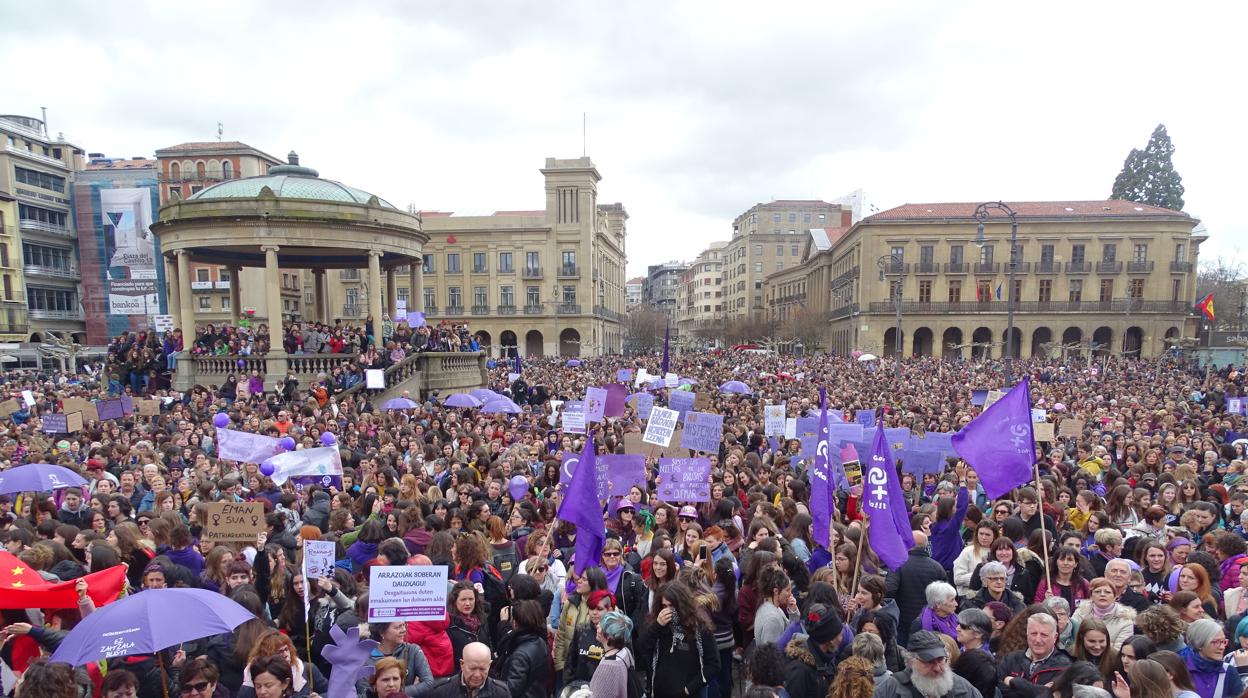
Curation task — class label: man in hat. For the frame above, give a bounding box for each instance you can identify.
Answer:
[783,602,848,697]
[873,630,982,698]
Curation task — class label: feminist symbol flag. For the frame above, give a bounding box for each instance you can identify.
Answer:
[557,432,605,575]
[951,377,1034,499]
[866,415,915,571]
[810,388,833,549]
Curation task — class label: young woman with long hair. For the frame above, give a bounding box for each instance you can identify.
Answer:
[953,520,997,598]
[1071,617,1118,684]
[638,582,719,698]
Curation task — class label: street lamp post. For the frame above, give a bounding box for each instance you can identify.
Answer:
[972,202,1019,382]
[877,253,905,380]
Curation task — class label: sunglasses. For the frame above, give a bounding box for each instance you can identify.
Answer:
[602,551,621,558]
[182,681,211,692]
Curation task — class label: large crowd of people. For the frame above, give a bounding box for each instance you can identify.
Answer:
[1,336,1246,698]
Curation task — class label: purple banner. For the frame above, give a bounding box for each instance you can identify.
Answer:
[828,423,864,443]
[795,417,819,436]
[216,427,285,464]
[120,394,134,416]
[633,393,655,420]
[616,369,633,383]
[668,390,695,420]
[680,411,723,452]
[584,387,607,424]
[658,457,712,502]
[915,432,955,456]
[603,384,627,418]
[96,399,125,421]
[855,409,876,427]
[560,452,645,499]
[291,474,344,491]
[902,450,946,475]
[884,427,912,452]
[970,389,988,406]
[828,409,845,423]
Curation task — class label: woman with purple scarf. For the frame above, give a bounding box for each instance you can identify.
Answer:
[910,581,960,641]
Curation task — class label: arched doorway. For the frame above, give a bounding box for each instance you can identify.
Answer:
[971,327,992,360]
[1003,327,1022,360]
[912,327,934,357]
[499,330,517,359]
[29,333,41,343]
[1092,326,1113,357]
[525,329,544,356]
[475,330,492,355]
[942,327,963,359]
[882,327,904,358]
[1123,326,1144,357]
[559,328,580,357]
[1031,327,1053,358]
[1062,326,1082,352]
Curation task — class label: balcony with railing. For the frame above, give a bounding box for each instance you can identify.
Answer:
[471,305,490,315]
[1096,261,1122,273]
[866,299,1191,314]
[423,305,438,315]
[914,262,939,274]
[557,264,580,278]
[1127,261,1155,273]
[472,265,488,274]
[1065,261,1090,273]
[556,303,582,314]
[445,306,465,316]
[342,305,360,317]
[29,308,83,321]
[594,305,624,322]
[829,303,859,321]
[829,266,861,287]
[522,267,542,279]
[1009,261,1031,273]
[881,261,909,275]
[973,262,999,274]
[1170,261,1193,273]
[23,264,77,279]
[18,219,72,237]
[523,305,543,315]
[943,262,969,274]
[1034,261,1060,274]
[497,305,517,315]
[158,171,236,183]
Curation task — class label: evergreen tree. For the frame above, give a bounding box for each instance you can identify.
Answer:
[1109,124,1185,210]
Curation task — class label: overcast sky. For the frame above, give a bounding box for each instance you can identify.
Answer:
[3,1,1243,278]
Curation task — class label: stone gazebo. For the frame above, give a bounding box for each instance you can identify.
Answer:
[151,153,485,398]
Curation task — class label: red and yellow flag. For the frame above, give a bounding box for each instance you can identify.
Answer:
[1196,293,1215,323]
[0,552,126,609]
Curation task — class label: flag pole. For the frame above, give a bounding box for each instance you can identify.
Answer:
[850,510,869,598]
[1033,461,1053,594]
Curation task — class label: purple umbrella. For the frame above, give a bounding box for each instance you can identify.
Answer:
[566,359,582,367]
[719,380,751,394]
[481,398,523,415]
[381,397,419,410]
[50,588,254,667]
[680,377,699,385]
[469,388,498,402]
[442,393,482,408]
[646,378,667,391]
[0,463,88,495]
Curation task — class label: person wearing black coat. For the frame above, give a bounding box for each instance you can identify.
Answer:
[951,608,997,698]
[488,599,550,698]
[884,532,947,646]
[637,585,720,698]
[302,490,331,532]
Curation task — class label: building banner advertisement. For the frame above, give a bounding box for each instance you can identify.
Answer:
[102,188,158,315]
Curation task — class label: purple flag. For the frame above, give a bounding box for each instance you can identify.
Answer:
[952,378,1035,499]
[514,353,522,375]
[603,384,628,417]
[557,432,605,575]
[811,388,833,549]
[866,416,915,570]
[660,322,670,375]
[216,427,284,464]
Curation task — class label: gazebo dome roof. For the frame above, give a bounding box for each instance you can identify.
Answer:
[188,151,396,209]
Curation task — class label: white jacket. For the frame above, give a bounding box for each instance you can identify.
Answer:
[953,546,988,598]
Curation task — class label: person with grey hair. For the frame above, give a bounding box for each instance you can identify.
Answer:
[952,609,996,698]
[1181,618,1248,698]
[910,581,960,641]
[872,631,981,698]
[851,631,891,680]
[998,612,1071,698]
[968,561,1025,614]
[1041,595,1075,651]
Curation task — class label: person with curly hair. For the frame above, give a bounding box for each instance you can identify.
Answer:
[827,655,876,698]
[1135,604,1189,653]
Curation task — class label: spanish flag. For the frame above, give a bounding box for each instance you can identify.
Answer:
[0,552,126,609]
[1196,293,1215,323]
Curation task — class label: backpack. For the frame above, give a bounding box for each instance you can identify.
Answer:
[492,541,520,584]
[459,562,508,620]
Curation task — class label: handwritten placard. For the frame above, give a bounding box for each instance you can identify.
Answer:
[643,407,679,447]
[764,405,786,436]
[1058,418,1085,438]
[680,411,724,453]
[202,502,265,542]
[62,398,98,422]
[136,400,161,416]
[668,390,695,421]
[658,457,712,502]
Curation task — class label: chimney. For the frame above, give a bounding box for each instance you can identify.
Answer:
[287,151,299,166]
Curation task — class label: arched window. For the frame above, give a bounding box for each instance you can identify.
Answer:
[170,162,180,180]
[196,161,206,179]
[222,160,234,180]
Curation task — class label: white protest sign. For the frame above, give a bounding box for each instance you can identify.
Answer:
[561,401,586,434]
[765,405,786,436]
[302,539,336,580]
[634,369,651,388]
[366,369,385,389]
[20,391,34,407]
[508,372,521,383]
[643,406,679,447]
[664,372,680,388]
[784,418,797,440]
[367,565,449,622]
[153,314,175,333]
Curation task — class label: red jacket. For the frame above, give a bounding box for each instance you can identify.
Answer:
[407,613,454,677]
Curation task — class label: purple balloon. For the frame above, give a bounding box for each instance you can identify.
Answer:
[280,436,296,451]
[508,475,529,501]
[259,461,276,477]
[320,432,337,447]
[213,413,230,428]
[237,359,246,368]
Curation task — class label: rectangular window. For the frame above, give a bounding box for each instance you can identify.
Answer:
[1071,244,1086,264]
[196,268,210,282]
[472,252,486,273]
[423,288,435,309]
[788,213,796,223]
[753,244,762,256]
[890,246,905,262]
[976,280,992,302]
[791,244,799,256]
[1174,243,1186,262]
[979,245,994,265]
[14,166,66,193]
[1038,279,1052,302]
[754,262,762,273]
[918,279,932,303]
[562,286,576,303]
[1129,278,1144,298]
[949,245,964,265]
[772,213,781,223]
[1102,243,1117,262]
[525,251,539,270]
[527,286,540,306]
[776,244,784,256]
[422,256,434,273]
[920,246,934,264]
[1069,280,1083,302]
[474,286,488,306]
[446,253,461,273]
[501,286,514,306]
[449,287,462,308]
[17,203,67,228]
[948,280,962,303]
[218,268,231,282]
[499,252,513,272]
[221,296,231,311]
[776,261,783,271]
[1099,279,1114,302]
[803,213,811,223]
[1012,279,1021,302]
[198,296,210,310]
[345,288,358,307]
[562,250,576,267]
[1040,244,1055,264]
[1172,279,1181,301]
[1133,244,1148,262]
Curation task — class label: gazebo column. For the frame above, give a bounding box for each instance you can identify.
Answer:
[228,265,242,326]
[261,245,289,380]
[386,268,397,317]
[165,255,182,334]
[176,251,195,336]
[410,257,423,313]
[313,269,327,324]
[368,250,384,346]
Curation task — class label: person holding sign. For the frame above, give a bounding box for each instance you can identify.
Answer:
[359,621,434,695]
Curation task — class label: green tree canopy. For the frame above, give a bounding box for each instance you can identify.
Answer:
[1110,124,1185,211]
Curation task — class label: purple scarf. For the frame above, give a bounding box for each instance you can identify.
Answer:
[921,606,958,640]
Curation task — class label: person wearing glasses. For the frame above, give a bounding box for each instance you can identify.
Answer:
[178,657,226,698]
[873,631,981,698]
[1180,618,1248,698]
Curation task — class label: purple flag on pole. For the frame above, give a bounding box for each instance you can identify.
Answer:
[866,416,915,570]
[811,388,833,549]
[952,378,1035,499]
[514,353,522,375]
[558,432,605,575]
[660,322,670,375]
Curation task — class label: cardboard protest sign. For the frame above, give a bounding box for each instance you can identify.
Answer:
[764,405,786,436]
[1033,422,1056,442]
[643,407,679,447]
[0,399,20,417]
[202,502,265,542]
[62,398,98,422]
[680,411,724,452]
[1058,418,1085,438]
[623,431,646,454]
[584,387,608,424]
[136,400,161,417]
[561,401,586,434]
[368,565,448,622]
[95,399,125,421]
[984,389,1007,409]
[668,390,695,421]
[693,391,711,410]
[657,457,712,502]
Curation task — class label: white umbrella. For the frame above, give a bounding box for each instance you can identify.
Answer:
[856,353,879,362]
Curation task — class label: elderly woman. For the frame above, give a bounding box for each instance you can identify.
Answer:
[1072,577,1138,648]
[178,657,228,698]
[910,581,959,641]
[967,561,1025,614]
[364,657,405,698]
[1181,618,1248,698]
[952,608,997,698]
[1041,596,1076,653]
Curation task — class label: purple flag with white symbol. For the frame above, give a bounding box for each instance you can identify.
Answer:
[661,322,670,375]
[866,415,915,570]
[811,388,833,549]
[557,432,605,575]
[952,378,1035,499]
